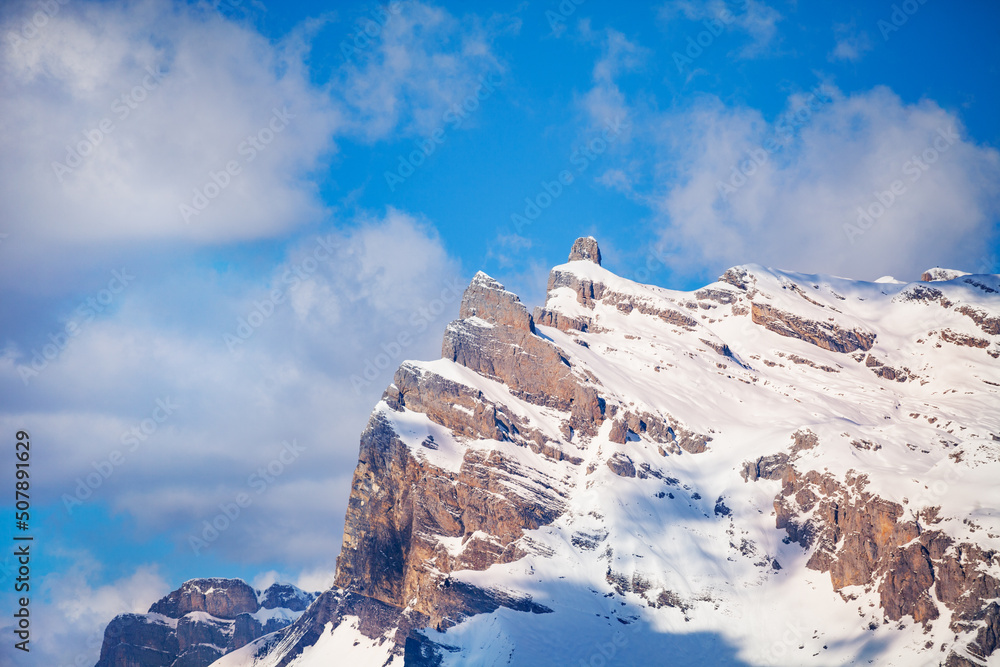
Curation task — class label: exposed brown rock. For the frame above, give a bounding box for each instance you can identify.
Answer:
[260,583,316,611]
[608,418,629,444]
[789,429,819,454]
[606,453,636,477]
[718,267,758,294]
[751,444,1000,662]
[172,644,225,667]
[533,306,595,333]
[568,236,602,265]
[460,272,534,332]
[694,288,741,305]
[956,305,1000,336]
[176,613,232,653]
[892,284,953,308]
[231,613,264,651]
[334,409,565,630]
[880,543,939,624]
[601,291,699,330]
[776,351,839,372]
[921,268,968,282]
[939,329,990,348]
[546,268,607,308]
[148,578,259,620]
[751,302,876,353]
[96,615,178,667]
[96,579,305,667]
[255,590,438,667]
[863,354,911,382]
[442,274,613,440]
[740,453,789,482]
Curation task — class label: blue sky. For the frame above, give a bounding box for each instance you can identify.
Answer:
[0,0,998,663]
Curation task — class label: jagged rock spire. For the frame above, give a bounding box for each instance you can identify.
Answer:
[568,236,601,266]
[458,271,534,332]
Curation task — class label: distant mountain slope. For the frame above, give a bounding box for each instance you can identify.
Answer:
[95,579,318,667]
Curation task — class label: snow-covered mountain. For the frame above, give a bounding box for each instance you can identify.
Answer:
[97,237,1000,666]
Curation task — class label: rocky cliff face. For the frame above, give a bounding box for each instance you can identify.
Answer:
[96,239,1000,667]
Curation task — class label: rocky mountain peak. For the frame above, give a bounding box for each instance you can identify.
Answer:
[148,578,259,620]
[568,236,601,265]
[922,267,971,282]
[457,271,535,332]
[259,582,316,612]
[95,578,317,667]
[93,245,1000,667]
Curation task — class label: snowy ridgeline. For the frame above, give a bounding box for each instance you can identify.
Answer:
[101,238,1000,667]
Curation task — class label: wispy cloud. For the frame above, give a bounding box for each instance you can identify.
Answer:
[658,0,783,57]
[580,51,1000,280]
[0,0,512,285]
[338,2,516,141]
[19,553,170,667]
[0,0,340,251]
[0,209,463,564]
[829,21,873,62]
[579,25,645,132]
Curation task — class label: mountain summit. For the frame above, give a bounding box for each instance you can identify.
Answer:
[98,238,1000,666]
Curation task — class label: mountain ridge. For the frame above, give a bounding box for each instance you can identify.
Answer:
[95,238,1000,667]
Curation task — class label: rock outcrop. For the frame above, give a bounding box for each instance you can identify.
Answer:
[95,580,316,667]
[149,579,258,620]
[922,267,970,282]
[750,302,876,353]
[747,433,1000,666]
[568,236,602,265]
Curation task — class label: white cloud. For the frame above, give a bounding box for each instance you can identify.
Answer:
[580,27,644,131]
[6,554,170,667]
[829,22,872,62]
[0,0,510,286]
[337,2,513,141]
[595,84,1000,280]
[734,0,782,56]
[0,0,341,250]
[0,209,464,564]
[658,0,782,57]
